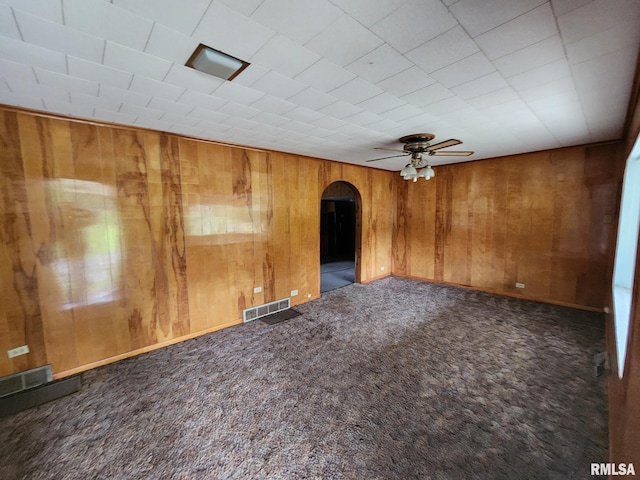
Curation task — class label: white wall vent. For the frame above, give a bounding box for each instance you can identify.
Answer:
[243,298,290,322]
[0,365,53,398]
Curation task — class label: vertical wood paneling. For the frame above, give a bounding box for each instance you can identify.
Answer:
[394,144,621,309]
[0,111,47,376]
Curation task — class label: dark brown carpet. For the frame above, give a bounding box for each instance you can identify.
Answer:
[0,277,607,479]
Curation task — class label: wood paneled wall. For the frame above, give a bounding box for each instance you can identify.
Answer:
[393,143,622,309]
[0,107,394,378]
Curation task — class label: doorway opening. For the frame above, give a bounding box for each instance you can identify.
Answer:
[320,181,361,293]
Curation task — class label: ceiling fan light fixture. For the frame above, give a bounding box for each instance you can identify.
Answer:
[400,165,417,178]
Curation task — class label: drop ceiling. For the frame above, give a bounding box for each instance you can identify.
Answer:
[0,0,639,170]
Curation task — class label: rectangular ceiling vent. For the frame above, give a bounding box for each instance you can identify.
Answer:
[243,298,290,323]
[0,365,52,398]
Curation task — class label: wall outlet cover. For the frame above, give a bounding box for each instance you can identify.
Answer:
[253,286,262,294]
[7,345,29,358]
[515,282,525,289]
[291,289,298,296]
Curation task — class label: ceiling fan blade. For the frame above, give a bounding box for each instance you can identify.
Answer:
[374,147,405,153]
[430,150,474,156]
[426,139,462,151]
[365,153,410,162]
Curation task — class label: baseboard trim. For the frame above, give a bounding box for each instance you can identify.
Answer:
[52,319,242,380]
[392,274,603,312]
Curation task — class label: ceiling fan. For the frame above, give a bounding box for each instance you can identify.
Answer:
[366,133,474,182]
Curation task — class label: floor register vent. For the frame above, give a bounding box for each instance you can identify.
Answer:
[243,298,290,323]
[0,365,52,398]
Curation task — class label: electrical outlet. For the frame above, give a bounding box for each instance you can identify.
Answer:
[515,282,525,289]
[307,293,311,299]
[291,289,298,296]
[380,266,385,271]
[253,286,262,294]
[8,345,29,358]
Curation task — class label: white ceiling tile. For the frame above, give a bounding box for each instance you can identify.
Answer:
[34,67,98,95]
[451,72,509,100]
[232,63,271,87]
[177,90,227,112]
[63,0,153,50]
[250,70,307,99]
[318,100,363,119]
[557,0,640,44]
[249,95,296,115]
[42,98,93,118]
[343,110,384,127]
[405,26,479,74]
[430,52,495,88]
[466,87,519,109]
[7,80,70,103]
[251,111,289,127]
[516,76,577,104]
[0,4,21,39]
[213,80,265,105]
[375,66,436,97]
[104,42,172,81]
[345,43,413,84]
[70,92,122,111]
[493,35,565,78]
[196,119,233,134]
[194,2,274,60]
[571,45,638,98]
[288,87,337,110]
[305,14,384,67]
[401,82,453,107]
[294,59,356,93]
[217,0,264,17]
[251,0,342,44]
[282,120,315,134]
[99,84,152,107]
[164,65,222,94]
[283,105,324,123]
[424,96,470,116]
[330,77,384,104]
[379,103,424,121]
[449,0,546,37]
[371,0,457,53]
[160,112,200,127]
[218,101,261,119]
[144,23,199,65]
[223,116,261,130]
[566,19,640,65]
[400,111,440,129]
[475,4,558,60]
[188,107,229,124]
[365,117,405,134]
[148,97,193,116]
[507,58,572,92]
[250,34,321,77]
[310,115,348,131]
[2,0,62,23]
[356,93,406,114]
[120,102,164,120]
[14,9,104,62]
[550,0,592,17]
[129,75,185,101]
[68,56,133,90]
[112,0,211,35]
[0,91,44,110]
[0,37,66,73]
[329,0,405,27]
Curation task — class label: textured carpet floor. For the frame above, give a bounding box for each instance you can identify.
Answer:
[0,277,607,479]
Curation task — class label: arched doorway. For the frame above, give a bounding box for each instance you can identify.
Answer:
[320,181,361,293]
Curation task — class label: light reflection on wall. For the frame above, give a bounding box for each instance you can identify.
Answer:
[50,179,121,310]
[185,200,264,244]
